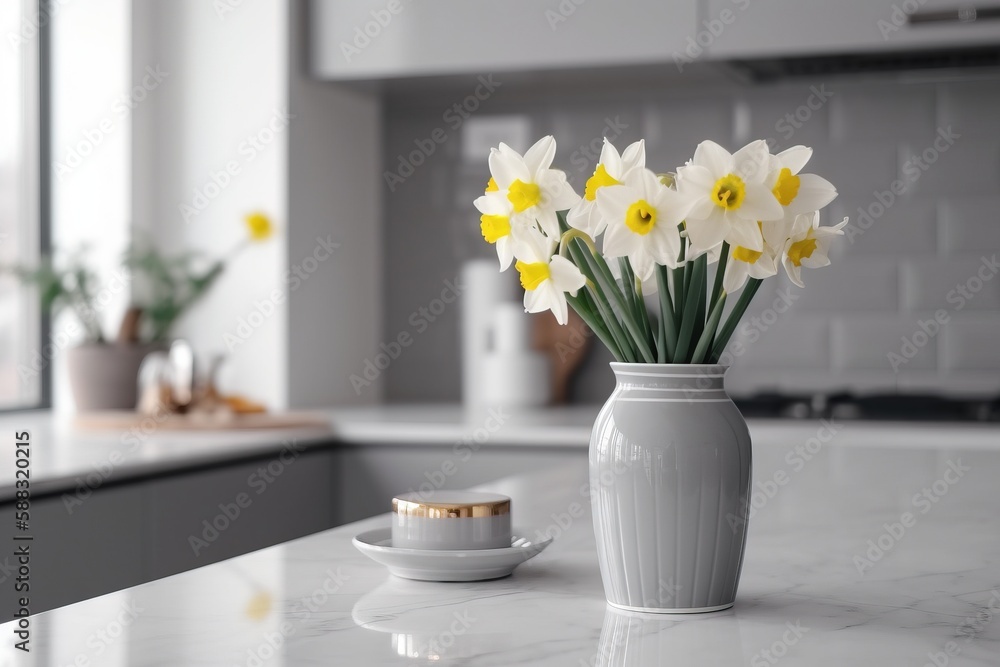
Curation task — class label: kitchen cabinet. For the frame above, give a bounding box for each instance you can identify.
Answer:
[0,450,338,618]
[0,485,144,620]
[702,0,1000,59]
[309,0,699,80]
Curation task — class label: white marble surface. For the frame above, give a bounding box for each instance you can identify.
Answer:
[3,433,999,666]
[3,407,999,501]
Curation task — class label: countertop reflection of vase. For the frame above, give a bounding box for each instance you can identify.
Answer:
[66,342,167,411]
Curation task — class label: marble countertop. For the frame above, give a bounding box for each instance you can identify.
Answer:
[4,433,999,665]
[2,407,1000,502]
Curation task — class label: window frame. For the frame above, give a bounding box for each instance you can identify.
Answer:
[0,0,51,413]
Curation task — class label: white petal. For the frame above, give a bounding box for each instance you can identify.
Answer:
[533,207,562,241]
[692,140,733,176]
[655,186,697,228]
[489,148,529,189]
[523,136,557,178]
[511,225,554,263]
[474,192,511,216]
[549,255,587,294]
[496,237,514,271]
[542,172,582,211]
[596,184,638,225]
[620,139,646,172]
[732,140,771,183]
[599,139,623,176]
[776,145,813,174]
[739,183,784,221]
[782,255,805,288]
[786,173,838,214]
[723,260,749,294]
[550,290,569,325]
[602,217,639,258]
[684,208,729,253]
[725,218,764,251]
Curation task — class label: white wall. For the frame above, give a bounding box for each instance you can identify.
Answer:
[51,0,131,411]
[132,0,288,409]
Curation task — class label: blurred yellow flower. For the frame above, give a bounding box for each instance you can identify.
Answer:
[245,212,274,242]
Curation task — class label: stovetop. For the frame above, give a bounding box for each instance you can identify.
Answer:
[734,392,1000,422]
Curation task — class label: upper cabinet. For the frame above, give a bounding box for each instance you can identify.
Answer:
[310,0,699,80]
[701,0,1000,58]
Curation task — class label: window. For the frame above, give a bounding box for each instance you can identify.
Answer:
[0,0,46,409]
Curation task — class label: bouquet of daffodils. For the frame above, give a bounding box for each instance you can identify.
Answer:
[474,137,846,364]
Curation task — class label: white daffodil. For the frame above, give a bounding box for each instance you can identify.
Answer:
[488,136,581,240]
[567,139,645,237]
[597,168,693,281]
[766,146,838,218]
[473,189,517,270]
[764,211,848,288]
[721,239,779,294]
[512,226,586,326]
[676,139,784,255]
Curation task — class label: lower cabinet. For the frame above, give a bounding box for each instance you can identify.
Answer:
[1,447,337,618]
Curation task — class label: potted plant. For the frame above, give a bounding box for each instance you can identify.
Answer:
[3,213,274,410]
[474,136,844,613]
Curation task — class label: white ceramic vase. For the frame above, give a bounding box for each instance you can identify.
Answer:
[589,363,752,613]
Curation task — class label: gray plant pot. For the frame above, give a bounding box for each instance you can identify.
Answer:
[590,363,752,613]
[66,343,166,411]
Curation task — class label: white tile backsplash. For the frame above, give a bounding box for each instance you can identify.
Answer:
[900,257,1000,312]
[383,75,1000,400]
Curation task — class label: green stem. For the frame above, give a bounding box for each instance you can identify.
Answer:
[655,265,678,362]
[691,292,727,364]
[568,239,637,362]
[673,254,707,362]
[584,250,657,363]
[633,273,655,355]
[709,278,763,362]
[567,292,623,362]
[711,242,730,312]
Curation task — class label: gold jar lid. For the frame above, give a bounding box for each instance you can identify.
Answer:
[392,491,510,519]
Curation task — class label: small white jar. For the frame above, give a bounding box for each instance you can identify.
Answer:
[391,491,511,550]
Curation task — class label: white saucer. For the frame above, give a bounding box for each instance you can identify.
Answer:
[352,528,553,581]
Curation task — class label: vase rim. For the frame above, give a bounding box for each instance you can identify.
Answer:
[610,362,729,372]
